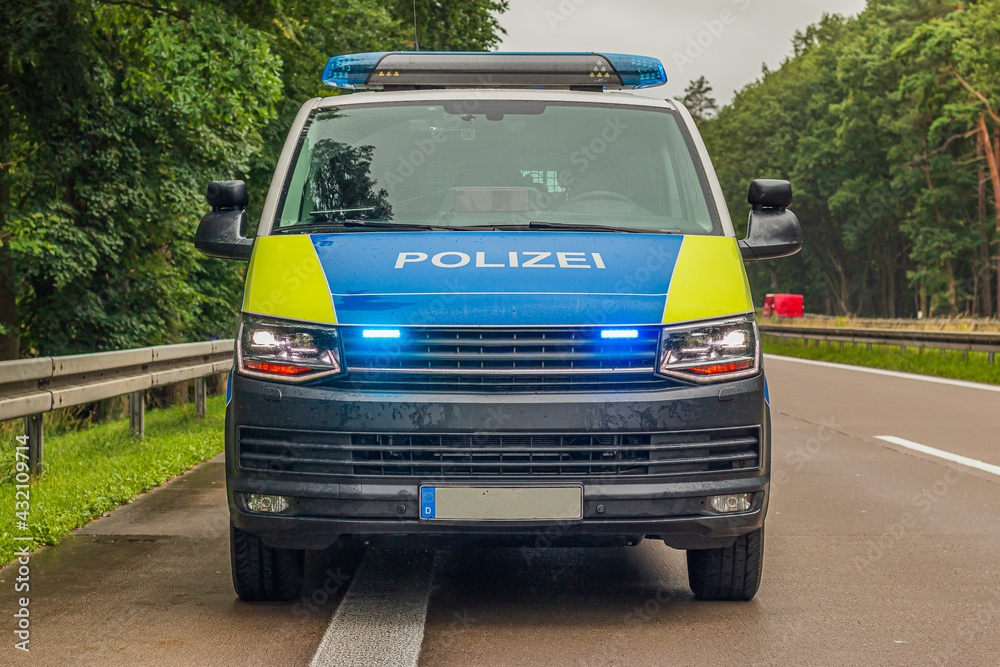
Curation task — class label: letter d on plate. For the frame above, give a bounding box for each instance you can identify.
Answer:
[421,487,436,518]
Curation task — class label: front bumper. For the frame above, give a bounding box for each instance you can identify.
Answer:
[226,371,771,551]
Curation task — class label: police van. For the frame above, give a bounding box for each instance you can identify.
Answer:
[195,52,802,602]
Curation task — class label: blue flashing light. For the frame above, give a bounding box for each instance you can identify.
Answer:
[320,52,666,90]
[601,329,639,339]
[602,53,668,89]
[322,52,389,89]
[362,329,401,339]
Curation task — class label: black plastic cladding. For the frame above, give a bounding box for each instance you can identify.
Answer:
[225,370,770,550]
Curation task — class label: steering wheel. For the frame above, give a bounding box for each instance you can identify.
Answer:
[568,190,637,205]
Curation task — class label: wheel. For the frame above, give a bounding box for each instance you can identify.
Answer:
[686,527,764,601]
[230,523,304,601]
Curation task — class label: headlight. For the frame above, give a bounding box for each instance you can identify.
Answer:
[657,316,760,383]
[237,315,343,382]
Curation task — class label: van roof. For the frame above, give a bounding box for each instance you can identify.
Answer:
[314,87,680,111]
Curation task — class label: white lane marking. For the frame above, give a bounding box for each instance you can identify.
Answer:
[765,354,1000,393]
[875,436,1000,478]
[310,549,435,667]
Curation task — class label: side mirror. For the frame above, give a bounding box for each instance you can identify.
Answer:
[739,179,802,261]
[194,180,254,261]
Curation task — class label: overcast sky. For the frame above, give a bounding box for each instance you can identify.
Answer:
[497,0,869,104]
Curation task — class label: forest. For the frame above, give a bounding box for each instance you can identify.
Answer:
[3,0,999,363]
[693,0,1000,320]
[0,0,507,361]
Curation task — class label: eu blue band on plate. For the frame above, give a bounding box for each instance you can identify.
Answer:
[421,487,436,519]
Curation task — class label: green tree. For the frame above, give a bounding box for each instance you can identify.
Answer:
[4,1,282,356]
[0,0,509,360]
[388,0,509,51]
[895,0,1000,315]
[680,75,719,123]
[701,0,1000,318]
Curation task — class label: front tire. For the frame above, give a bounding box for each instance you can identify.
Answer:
[231,523,304,601]
[686,527,764,601]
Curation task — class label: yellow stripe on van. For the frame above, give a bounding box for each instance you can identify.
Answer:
[242,235,337,324]
[662,236,753,323]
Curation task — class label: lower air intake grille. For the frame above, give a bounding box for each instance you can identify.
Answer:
[238,426,761,478]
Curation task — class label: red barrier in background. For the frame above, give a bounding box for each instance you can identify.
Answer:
[762,294,804,318]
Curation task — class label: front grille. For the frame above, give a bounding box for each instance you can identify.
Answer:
[238,426,761,479]
[329,326,671,392]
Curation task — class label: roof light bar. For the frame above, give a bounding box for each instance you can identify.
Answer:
[602,53,668,89]
[322,52,390,89]
[321,52,667,91]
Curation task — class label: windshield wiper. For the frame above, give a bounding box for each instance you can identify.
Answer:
[276,219,679,234]
[464,221,667,234]
[275,220,455,233]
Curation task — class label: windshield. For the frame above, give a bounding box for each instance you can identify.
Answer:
[273,101,720,235]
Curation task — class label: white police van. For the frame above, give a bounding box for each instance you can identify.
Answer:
[195,52,801,601]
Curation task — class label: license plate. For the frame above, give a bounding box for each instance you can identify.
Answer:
[419,486,583,521]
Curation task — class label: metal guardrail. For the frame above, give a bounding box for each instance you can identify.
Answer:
[0,340,235,475]
[759,324,1000,361]
[4,325,995,476]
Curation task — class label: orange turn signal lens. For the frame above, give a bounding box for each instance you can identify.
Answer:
[684,360,755,376]
[244,360,313,376]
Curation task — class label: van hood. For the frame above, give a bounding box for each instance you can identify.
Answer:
[242,232,752,327]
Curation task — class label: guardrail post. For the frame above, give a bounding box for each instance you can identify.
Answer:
[129,391,145,438]
[194,377,207,417]
[25,414,43,476]
[990,351,995,364]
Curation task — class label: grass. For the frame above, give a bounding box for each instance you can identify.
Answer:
[765,314,1000,332]
[0,395,225,566]
[763,336,1000,385]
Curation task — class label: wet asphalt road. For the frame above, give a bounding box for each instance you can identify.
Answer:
[2,355,999,666]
